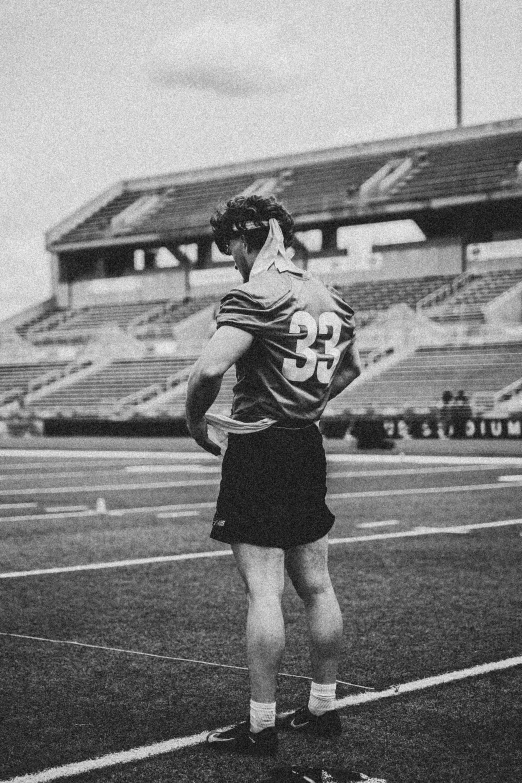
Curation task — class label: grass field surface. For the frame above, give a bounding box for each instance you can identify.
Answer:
[1,436,521,783]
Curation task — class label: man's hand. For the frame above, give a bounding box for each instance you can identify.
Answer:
[187,417,221,456]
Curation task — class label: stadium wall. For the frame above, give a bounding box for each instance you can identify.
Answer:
[368,239,462,280]
[55,268,187,308]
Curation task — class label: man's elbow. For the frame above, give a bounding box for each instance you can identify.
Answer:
[192,361,225,383]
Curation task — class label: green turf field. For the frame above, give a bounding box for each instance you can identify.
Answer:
[1,438,521,783]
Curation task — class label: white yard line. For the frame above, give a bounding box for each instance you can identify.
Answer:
[0,510,98,524]
[0,449,217,461]
[329,480,522,500]
[2,654,521,783]
[0,501,215,524]
[45,506,89,513]
[2,518,521,580]
[326,453,522,466]
[356,520,400,529]
[0,479,220,496]
[328,465,508,478]
[125,465,221,474]
[0,466,221,481]
[3,476,522,499]
[4,448,522,466]
[156,510,200,519]
[0,503,38,510]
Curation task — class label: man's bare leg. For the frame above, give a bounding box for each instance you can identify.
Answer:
[232,542,286,703]
[285,534,343,685]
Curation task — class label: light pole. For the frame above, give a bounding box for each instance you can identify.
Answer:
[455,0,463,126]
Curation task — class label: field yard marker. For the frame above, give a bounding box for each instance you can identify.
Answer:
[2,653,521,783]
[0,632,371,691]
[2,517,522,579]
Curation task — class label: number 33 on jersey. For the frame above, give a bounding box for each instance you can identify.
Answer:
[282,310,343,384]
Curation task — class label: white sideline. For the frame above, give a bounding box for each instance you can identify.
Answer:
[2,654,521,783]
[3,477,522,499]
[3,448,522,466]
[2,518,521,579]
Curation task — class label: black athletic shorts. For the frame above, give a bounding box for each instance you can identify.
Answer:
[210,423,335,549]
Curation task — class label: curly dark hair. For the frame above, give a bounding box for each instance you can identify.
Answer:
[210,194,294,255]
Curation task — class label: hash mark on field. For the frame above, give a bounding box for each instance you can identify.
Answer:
[156,510,200,519]
[2,655,521,783]
[498,474,522,482]
[356,520,400,529]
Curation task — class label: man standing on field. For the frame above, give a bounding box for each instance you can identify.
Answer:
[186,194,361,756]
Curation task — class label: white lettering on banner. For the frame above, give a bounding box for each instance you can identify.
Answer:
[466,420,476,436]
[491,421,503,437]
[508,420,522,436]
[282,311,343,384]
[480,420,487,436]
[383,420,395,436]
[421,422,432,438]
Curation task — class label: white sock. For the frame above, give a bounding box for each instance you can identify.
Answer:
[308,681,336,716]
[250,699,276,733]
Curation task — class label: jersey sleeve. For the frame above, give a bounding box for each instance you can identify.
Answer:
[216,288,276,337]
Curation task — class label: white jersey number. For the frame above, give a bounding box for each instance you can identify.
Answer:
[282,310,343,384]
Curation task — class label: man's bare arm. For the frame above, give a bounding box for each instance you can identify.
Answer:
[186,325,253,454]
[328,342,362,400]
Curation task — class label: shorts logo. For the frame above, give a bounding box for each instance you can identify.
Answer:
[213,519,226,528]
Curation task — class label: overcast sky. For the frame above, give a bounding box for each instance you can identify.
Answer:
[1,0,522,318]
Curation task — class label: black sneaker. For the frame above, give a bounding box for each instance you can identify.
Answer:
[277,705,342,737]
[206,720,278,756]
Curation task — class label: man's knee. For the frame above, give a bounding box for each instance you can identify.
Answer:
[290,571,333,602]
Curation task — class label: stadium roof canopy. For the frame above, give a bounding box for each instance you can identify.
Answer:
[47,118,522,251]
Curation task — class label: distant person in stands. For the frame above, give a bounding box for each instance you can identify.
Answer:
[451,390,471,438]
[185,194,361,756]
[440,390,453,437]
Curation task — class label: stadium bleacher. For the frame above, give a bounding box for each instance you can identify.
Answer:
[337,274,455,312]
[0,361,68,405]
[424,268,522,322]
[135,294,217,339]
[327,342,522,413]
[20,296,218,344]
[25,356,195,415]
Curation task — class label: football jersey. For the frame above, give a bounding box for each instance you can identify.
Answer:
[216,266,355,424]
